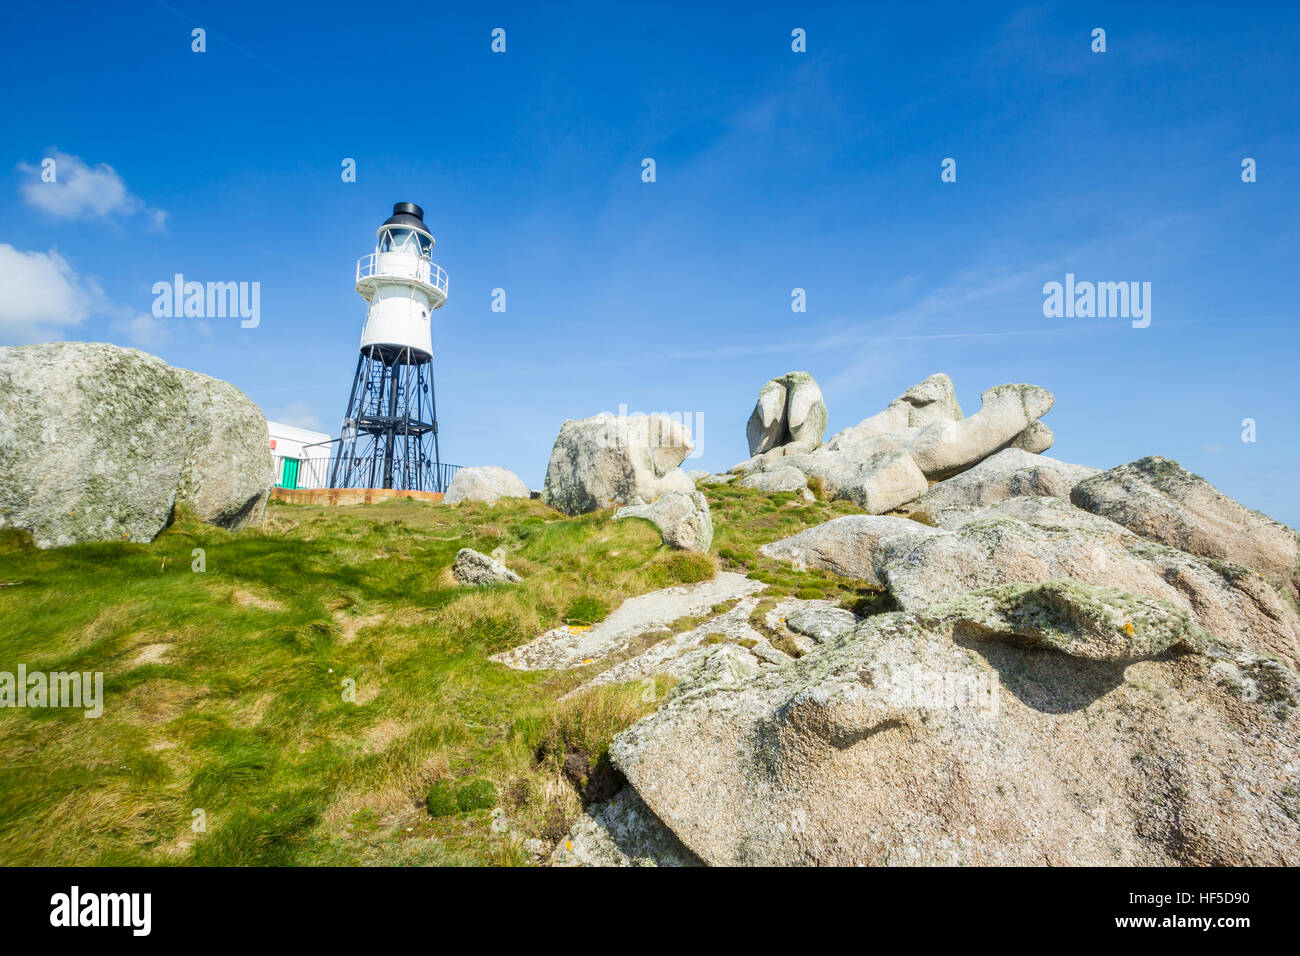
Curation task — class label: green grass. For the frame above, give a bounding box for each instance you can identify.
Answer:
[0,481,884,866]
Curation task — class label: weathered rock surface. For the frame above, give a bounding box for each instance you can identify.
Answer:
[563,594,786,699]
[907,384,1055,478]
[908,448,1098,520]
[782,603,860,644]
[782,447,928,513]
[492,572,763,671]
[549,786,703,867]
[443,465,532,505]
[826,373,963,452]
[1004,420,1054,454]
[175,368,273,529]
[762,498,1300,666]
[543,413,695,516]
[452,547,521,585]
[760,514,939,585]
[614,490,713,552]
[666,643,765,697]
[745,371,828,455]
[738,466,811,496]
[738,465,806,493]
[1072,456,1300,601]
[0,342,272,548]
[610,580,1300,865]
[746,378,787,456]
[823,380,1053,480]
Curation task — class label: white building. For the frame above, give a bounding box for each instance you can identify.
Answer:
[267,421,333,490]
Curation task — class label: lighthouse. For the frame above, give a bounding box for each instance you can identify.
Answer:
[329,202,451,492]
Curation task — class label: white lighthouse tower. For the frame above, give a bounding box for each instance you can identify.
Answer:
[329,202,452,492]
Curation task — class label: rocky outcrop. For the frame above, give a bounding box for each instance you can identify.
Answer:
[907,384,1055,479]
[545,370,1300,867]
[732,374,1057,516]
[452,547,522,585]
[826,373,963,451]
[762,497,1300,666]
[609,580,1300,865]
[444,465,531,506]
[907,448,1098,520]
[0,342,272,548]
[614,490,713,552]
[745,372,828,455]
[1072,456,1300,601]
[542,413,695,516]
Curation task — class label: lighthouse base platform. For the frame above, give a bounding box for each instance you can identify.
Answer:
[272,487,444,507]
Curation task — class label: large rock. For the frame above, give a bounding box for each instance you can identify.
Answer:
[0,342,271,548]
[610,581,1300,865]
[783,603,859,643]
[175,368,273,529]
[908,448,1098,520]
[1072,456,1300,601]
[825,381,1053,480]
[761,498,1300,666]
[745,378,787,456]
[745,372,827,455]
[443,465,531,506]
[782,447,928,514]
[760,513,940,585]
[893,372,964,427]
[738,466,810,495]
[614,490,713,552]
[452,547,522,585]
[542,413,695,516]
[907,384,1054,478]
[824,373,962,451]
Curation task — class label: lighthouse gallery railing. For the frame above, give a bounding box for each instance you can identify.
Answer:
[290,453,462,494]
[355,253,449,296]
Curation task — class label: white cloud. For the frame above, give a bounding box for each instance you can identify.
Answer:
[110,312,173,348]
[0,244,105,343]
[17,150,167,231]
[276,401,324,431]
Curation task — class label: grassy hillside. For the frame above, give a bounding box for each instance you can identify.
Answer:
[0,483,876,866]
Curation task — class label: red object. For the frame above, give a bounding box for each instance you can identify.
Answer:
[270,439,277,449]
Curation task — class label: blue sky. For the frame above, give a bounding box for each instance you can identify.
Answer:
[2,1,1298,523]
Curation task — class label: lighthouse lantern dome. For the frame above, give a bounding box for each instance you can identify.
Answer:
[377,202,434,257]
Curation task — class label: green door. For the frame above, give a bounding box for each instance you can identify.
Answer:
[280,457,300,490]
